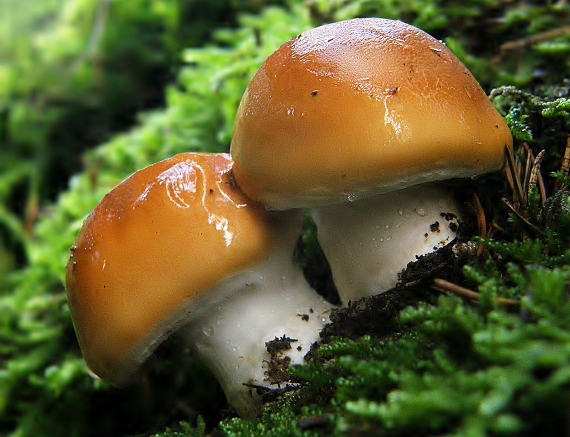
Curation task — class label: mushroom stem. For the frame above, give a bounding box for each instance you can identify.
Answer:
[182,250,333,418]
[65,153,335,420]
[311,183,460,304]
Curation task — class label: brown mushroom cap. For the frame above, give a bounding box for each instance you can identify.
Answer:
[66,153,293,386]
[230,18,513,209]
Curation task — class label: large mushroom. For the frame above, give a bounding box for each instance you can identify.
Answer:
[66,152,333,418]
[230,18,512,303]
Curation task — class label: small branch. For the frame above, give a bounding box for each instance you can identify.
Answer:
[555,136,570,191]
[242,381,299,394]
[505,145,525,205]
[87,0,111,56]
[501,197,547,237]
[471,193,486,256]
[494,25,570,61]
[522,143,533,196]
[529,149,547,207]
[298,415,331,430]
[433,278,479,300]
[500,25,570,53]
[242,382,275,394]
[561,136,570,178]
[432,278,520,307]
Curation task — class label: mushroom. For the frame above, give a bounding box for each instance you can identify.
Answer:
[66,152,333,418]
[230,18,512,303]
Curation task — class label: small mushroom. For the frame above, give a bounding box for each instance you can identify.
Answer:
[230,18,512,303]
[66,153,333,418]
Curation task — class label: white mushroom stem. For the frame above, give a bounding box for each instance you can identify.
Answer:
[311,183,460,304]
[181,249,334,419]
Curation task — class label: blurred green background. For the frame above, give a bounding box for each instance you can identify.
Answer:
[1,1,570,436]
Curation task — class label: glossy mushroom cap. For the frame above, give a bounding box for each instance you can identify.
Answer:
[66,153,294,386]
[231,18,513,210]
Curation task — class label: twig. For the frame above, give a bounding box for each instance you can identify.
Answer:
[522,143,533,196]
[501,25,570,51]
[433,278,479,300]
[471,193,486,256]
[242,382,275,394]
[561,137,570,178]
[495,25,570,60]
[501,197,547,236]
[242,381,299,394]
[87,0,111,56]
[298,415,331,430]
[555,136,570,191]
[432,278,520,307]
[505,145,525,205]
[531,149,544,180]
[529,149,547,207]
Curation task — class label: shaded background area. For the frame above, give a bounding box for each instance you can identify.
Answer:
[1,1,569,436]
[0,0,275,277]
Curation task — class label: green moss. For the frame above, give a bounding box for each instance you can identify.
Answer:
[2,0,570,436]
[151,418,207,437]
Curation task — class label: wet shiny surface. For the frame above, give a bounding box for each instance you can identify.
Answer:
[66,153,295,385]
[231,18,513,209]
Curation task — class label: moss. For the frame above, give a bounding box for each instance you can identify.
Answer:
[2,0,570,436]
